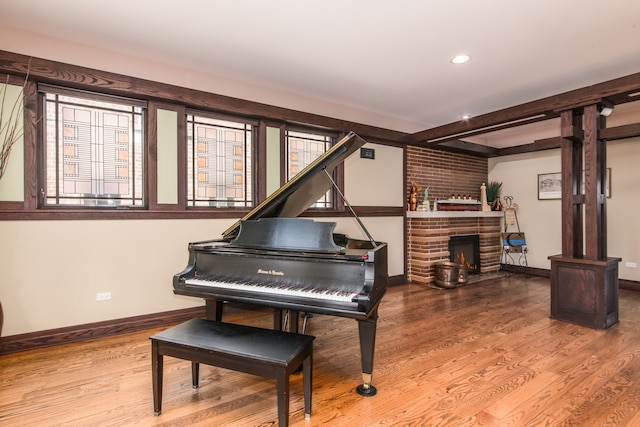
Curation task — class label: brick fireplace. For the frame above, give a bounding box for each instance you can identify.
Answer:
[407,212,502,285]
[405,145,501,285]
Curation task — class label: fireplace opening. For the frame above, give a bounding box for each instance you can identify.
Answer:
[449,234,480,274]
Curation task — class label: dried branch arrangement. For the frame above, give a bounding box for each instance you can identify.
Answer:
[0,66,30,181]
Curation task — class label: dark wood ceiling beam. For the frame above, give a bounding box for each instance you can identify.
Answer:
[497,143,535,156]
[497,121,640,157]
[534,136,563,151]
[407,72,640,144]
[432,139,500,157]
[410,114,553,146]
[599,122,640,140]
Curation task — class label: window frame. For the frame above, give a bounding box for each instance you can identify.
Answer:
[184,109,258,210]
[37,84,147,209]
[281,126,345,214]
[0,54,390,220]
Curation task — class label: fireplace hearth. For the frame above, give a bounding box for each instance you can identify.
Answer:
[449,235,480,274]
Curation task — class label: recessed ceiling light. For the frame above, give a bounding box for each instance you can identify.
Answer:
[451,55,471,64]
[462,114,470,120]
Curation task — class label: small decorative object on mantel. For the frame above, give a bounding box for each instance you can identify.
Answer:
[437,198,482,211]
[409,182,420,211]
[480,183,491,212]
[417,187,430,211]
[493,197,502,211]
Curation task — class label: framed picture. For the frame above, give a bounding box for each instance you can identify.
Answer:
[539,168,612,200]
[538,172,561,200]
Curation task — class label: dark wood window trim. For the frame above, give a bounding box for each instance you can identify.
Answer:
[0,51,405,220]
[256,121,269,204]
[147,101,186,211]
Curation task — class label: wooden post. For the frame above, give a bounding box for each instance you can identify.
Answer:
[560,109,583,258]
[582,104,608,260]
[550,103,620,329]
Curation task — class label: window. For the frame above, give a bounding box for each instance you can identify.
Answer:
[41,85,145,207]
[186,113,254,208]
[285,129,334,208]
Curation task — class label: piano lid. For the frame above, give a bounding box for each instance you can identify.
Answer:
[222,131,367,240]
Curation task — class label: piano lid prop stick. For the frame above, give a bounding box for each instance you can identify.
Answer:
[323,167,378,249]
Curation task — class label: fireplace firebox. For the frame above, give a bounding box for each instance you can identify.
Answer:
[449,235,480,274]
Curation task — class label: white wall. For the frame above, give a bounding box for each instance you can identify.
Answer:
[342,142,405,276]
[0,219,227,335]
[344,142,404,207]
[489,138,640,282]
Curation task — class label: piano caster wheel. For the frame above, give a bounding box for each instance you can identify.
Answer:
[356,383,377,396]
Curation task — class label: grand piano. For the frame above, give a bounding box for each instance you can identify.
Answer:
[173,131,388,396]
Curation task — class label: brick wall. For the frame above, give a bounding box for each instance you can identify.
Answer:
[406,146,489,204]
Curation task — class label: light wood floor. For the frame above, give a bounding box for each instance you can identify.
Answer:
[2,274,640,426]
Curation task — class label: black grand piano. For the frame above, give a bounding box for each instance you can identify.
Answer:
[173,131,388,396]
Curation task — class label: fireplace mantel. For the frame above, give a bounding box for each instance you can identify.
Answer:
[407,211,503,219]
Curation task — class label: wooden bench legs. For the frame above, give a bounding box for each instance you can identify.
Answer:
[150,319,314,426]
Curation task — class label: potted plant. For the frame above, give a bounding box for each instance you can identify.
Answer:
[486,181,503,210]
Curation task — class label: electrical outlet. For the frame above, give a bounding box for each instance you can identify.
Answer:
[625,262,637,268]
[96,292,111,301]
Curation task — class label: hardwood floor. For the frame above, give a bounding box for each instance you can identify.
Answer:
[2,274,640,426]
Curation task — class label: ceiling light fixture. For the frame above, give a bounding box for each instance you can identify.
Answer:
[598,105,614,117]
[462,115,470,120]
[451,55,471,64]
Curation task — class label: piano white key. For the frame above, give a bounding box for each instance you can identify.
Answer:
[185,278,358,302]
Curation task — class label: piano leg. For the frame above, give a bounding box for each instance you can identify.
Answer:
[356,309,378,396]
[205,299,224,321]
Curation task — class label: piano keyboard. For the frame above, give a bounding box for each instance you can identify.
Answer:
[185,278,359,302]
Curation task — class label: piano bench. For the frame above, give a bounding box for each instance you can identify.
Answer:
[150,318,314,426]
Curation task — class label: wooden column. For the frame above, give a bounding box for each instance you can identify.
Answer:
[560,109,584,258]
[549,103,620,329]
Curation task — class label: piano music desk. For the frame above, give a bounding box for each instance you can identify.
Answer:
[150,318,314,426]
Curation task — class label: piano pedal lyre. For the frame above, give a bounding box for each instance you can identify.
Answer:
[301,312,312,334]
[283,311,313,334]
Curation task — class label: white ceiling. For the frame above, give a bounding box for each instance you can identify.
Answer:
[1,0,640,144]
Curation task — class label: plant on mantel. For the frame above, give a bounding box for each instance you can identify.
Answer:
[485,181,503,209]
